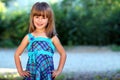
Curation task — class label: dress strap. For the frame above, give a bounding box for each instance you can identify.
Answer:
[28,33,34,42]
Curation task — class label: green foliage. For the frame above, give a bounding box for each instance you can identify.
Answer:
[0,0,14,6]
[0,10,29,47]
[110,44,120,51]
[53,0,120,46]
[55,74,65,80]
[95,75,102,80]
[1,0,120,47]
[1,71,120,80]
[0,72,23,80]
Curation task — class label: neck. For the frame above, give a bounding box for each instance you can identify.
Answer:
[35,29,45,33]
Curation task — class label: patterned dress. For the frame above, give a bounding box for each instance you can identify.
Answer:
[24,33,55,80]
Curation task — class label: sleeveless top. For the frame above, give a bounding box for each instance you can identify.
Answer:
[25,33,55,80]
[27,33,55,64]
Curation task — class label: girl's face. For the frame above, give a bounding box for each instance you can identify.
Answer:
[33,15,48,30]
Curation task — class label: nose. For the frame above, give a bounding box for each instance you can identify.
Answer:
[39,18,42,21]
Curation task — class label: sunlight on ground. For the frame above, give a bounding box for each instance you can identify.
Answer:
[0,68,20,79]
[0,68,17,73]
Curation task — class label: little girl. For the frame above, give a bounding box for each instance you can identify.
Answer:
[14,2,66,80]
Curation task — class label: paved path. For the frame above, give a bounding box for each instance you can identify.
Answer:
[0,47,120,73]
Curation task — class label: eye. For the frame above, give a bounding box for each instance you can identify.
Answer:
[36,16,39,18]
[34,16,39,18]
[43,17,46,19]
[41,16,45,19]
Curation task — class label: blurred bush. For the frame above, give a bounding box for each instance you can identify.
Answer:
[53,0,120,46]
[0,0,29,47]
[0,0,120,47]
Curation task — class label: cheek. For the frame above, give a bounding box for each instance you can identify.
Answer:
[33,19,37,27]
[34,18,38,23]
[44,20,48,24]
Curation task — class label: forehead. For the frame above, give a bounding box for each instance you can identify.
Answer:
[34,11,47,17]
[32,7,50,18]
[34,15,48,19]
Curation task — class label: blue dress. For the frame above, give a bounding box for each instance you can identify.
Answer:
[24,33,55,80]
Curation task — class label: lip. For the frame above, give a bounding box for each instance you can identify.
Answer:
[36,23,43,26]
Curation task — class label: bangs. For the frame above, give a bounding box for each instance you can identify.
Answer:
[29,2,56,37]
[32,6,51,18]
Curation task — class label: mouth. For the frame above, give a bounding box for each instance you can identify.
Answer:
[36,23,43,26]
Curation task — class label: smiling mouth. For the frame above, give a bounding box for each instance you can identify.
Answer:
[36,23,43,26]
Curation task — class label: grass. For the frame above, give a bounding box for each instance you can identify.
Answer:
[0,72,66,80]
[0,72,23,80]
[1,70,120,80]
[110,44,120,51]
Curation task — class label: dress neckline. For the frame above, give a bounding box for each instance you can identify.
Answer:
[27,33,55,51]
[31,33,50,39]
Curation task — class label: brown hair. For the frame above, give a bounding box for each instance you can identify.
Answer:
[29,2,57,38]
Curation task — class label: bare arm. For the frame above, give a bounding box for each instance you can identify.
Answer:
[52,35,67,78]
[14,35,30,77]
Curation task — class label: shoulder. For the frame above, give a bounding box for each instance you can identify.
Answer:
[51,35,58,41]
[26,33,33,39]
[51,35,60,44]
[18,34,29,45]
[25,34,29,39]
[22,34,29,43]
[26,33,34,42]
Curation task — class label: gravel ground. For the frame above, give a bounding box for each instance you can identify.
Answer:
[0,46,120,74]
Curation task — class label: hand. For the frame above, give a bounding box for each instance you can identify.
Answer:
[52,70,61,79]
[18,70,31,77]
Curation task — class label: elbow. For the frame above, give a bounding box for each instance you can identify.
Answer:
[14,51,20,58]
[60,51,67,59]
[14,53,18,59]
[63,52,67,57]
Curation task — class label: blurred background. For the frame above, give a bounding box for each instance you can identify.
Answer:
[0,0,120,80]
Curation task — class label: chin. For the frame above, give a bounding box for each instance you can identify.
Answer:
[36,26,45,29]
